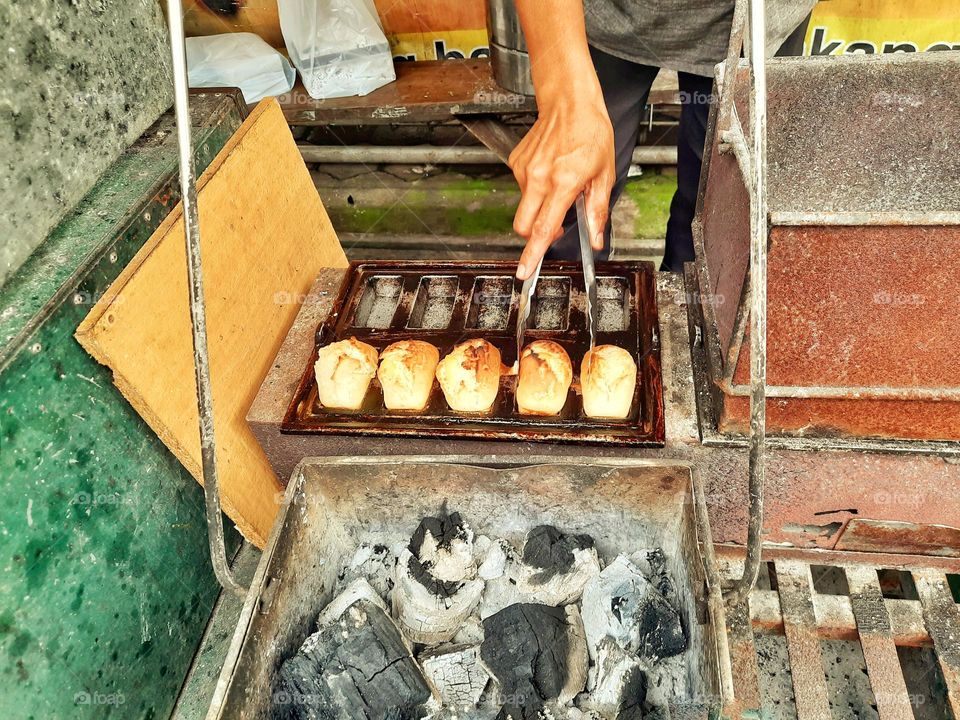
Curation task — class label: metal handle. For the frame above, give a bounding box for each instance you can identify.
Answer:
[166,0,247,597]
[724,0,768,607]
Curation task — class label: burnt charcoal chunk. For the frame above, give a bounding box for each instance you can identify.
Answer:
[409,507,469,555]
[406,554,460,599]
[634,591,686,662]
[582,556,686,666]
[616,666,647,720]
[494,703,545,720]
[273,600,433,720]
[480,604,575,705]
[522,525,594,584]
[407,507,471,598]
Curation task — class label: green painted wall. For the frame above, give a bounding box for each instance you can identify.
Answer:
[0,93,244,720]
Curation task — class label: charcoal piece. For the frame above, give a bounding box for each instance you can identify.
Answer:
[522,525,594,584]
[582,556,686,666]
[582,638,647,720]
[407,507,476,597]
[420,644,489,708]
[394,548,484,644]
[273,599,436,720]
[480,603,587,707]
[495,703,545,720]
[614,668,646,720]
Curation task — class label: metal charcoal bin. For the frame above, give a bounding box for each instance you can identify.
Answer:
[207,457,730,719]
[282,261,665,447]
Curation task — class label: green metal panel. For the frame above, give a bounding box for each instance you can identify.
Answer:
[0,92,246,720]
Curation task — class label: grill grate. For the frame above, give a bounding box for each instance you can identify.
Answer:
[718,549,960,719]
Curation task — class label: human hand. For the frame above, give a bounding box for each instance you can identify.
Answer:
[508,93,614,279]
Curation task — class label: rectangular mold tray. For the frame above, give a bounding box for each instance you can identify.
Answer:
[281,261,664,446]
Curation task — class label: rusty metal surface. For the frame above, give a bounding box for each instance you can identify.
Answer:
[835,518,960,558]
[748,589,933,648]
[764,52,960,215]
[912,571,960,717]
[719,393,960,441]
[723,599,762,714]
[773,559,834,720]
[695,54,960,442]
[281,261,665,447]
[845,566,914,720]
[734,224,960,395]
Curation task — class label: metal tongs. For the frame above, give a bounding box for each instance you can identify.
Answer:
[516,192,598,366]
[575,193,598,349]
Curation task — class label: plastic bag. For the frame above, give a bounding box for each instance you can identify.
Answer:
[186,33,296,104]
[277,0,396,100]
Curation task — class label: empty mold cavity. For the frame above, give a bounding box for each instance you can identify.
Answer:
[530,276,570,330]
[596,276,629,331]
[354,275,403,328]
[467,276,513,330]
[407,276,459,329]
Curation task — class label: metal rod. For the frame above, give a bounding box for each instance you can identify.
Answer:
[726,0,768,607]
[165,0,247,597]
[297,143,679,166]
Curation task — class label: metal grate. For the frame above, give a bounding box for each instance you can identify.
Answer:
[718,548,960,719]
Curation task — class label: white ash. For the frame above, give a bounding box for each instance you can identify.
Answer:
[580,555,686,666]
[578,637,646,719]
[420,644,490,708]
[395,547,485,644]
[418,521,477,583]
[451,613,486,646]
[476,536,510,580]
[275,514,692,720]
[314,578,385,630]
[333,542,401,603]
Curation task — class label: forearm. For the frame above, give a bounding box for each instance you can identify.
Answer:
[514,0,602,108]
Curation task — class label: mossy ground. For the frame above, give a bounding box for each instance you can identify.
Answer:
[323,168,677,239]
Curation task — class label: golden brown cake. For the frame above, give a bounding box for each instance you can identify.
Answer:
[435,339,502,412]
[314,338,378,409]
[377,340,440,411]
[516,340,573,415]
[580,345,637,418]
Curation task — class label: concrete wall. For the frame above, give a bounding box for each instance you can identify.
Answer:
[0,0,173,287]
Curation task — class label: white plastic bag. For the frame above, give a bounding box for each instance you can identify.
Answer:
[277,0,396,100]
[186,33,296,104]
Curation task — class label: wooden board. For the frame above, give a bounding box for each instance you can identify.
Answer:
[77,99,348,546]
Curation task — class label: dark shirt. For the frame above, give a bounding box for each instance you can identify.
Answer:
[584,0,817,76]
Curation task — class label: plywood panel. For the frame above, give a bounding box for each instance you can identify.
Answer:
[77,99,347,546]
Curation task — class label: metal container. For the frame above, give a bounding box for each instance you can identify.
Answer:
[207,456,730,719]
[282,260,665,447]
[694,52,960,441]
[485,0,535,96]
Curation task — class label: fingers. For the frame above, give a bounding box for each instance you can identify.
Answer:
[517,235,553,280]
[517,178,580,279]
[584,172,613,251]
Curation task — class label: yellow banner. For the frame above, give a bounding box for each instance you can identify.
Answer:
[388,29,490,61]
[805,0,960,55]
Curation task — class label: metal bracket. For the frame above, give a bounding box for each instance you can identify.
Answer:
[165,0,247,597]
[724,0,768,607]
